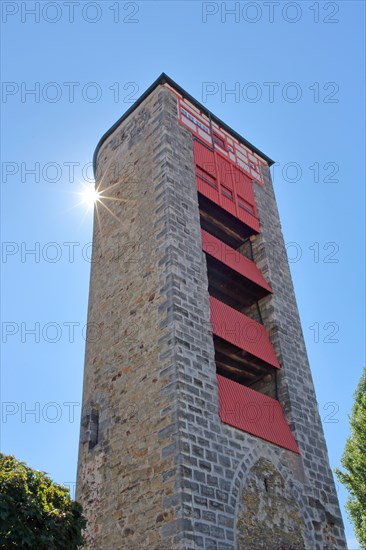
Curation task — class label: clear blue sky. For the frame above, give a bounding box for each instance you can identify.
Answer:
[1,1,365,547]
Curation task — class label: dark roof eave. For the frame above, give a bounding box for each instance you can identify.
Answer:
[93,72,275,174]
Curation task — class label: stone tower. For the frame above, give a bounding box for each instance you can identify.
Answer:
[76,74,346,549]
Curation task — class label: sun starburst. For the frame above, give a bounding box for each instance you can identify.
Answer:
[75,152,130,232]
[78,184,101,210]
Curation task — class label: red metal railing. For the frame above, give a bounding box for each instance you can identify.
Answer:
[210,296,280,369]
[201,229,272,295]
[217,375,300,453]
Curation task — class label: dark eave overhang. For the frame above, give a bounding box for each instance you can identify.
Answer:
[93,72,275,174]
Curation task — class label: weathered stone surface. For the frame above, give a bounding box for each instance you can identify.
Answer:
[236,458,305,549]
[77,83,347,549]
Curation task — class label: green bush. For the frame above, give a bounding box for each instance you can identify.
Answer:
[0,453,86,549]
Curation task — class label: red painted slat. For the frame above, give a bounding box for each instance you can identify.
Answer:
[196,176,220,204]
[217,375,300,453]
[216,153,234,189]
[221,195,237,217]
[232,168,256,212]
[210,297,280,369]
[194,140,216,178]
[201,229,272,294]
[236,206,260,232]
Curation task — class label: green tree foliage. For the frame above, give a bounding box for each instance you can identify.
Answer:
[0,453,86,549]
[335,368,366,549]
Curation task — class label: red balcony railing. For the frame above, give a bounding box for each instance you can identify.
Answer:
[202,229,272,296]
[210,296,280,369]
[217,374,300,453]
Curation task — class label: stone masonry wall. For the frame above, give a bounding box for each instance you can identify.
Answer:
[77,86,197,549]
[77,84,347,549]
